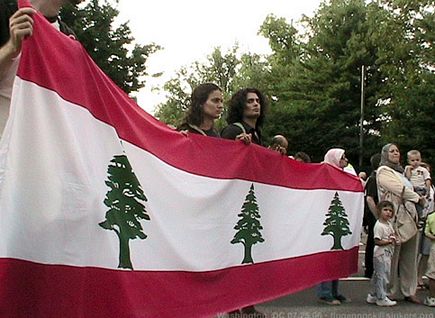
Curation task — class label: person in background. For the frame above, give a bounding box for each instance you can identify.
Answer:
[417,162,434,290]
[221,87,267,317]
[376,143,426,304]
[366,200,400,307]
[363,153,381,278]
[0,0,81,138]
[316,148,350,305]
[423,208,435,307]
[293,151,311,163]
[177,83,223,137]
[221,87,267,147]
[268,134,288,155]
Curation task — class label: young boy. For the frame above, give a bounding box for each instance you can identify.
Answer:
[405,150,431,221]
[367,201,399,306]
[424,210,435,307]
[405,150,431,197]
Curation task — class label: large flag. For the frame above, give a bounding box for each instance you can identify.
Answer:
[0,2,364,317]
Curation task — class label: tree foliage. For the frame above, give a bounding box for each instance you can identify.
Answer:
[154,46,269,129]
[60,0,161,94]
[154,0,434,167]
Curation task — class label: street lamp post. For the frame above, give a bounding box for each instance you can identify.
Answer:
[359,65,365,168]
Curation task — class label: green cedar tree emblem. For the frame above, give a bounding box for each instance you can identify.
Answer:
[99,155,150,269]
[321,192,352,250]
[231,183,264,264]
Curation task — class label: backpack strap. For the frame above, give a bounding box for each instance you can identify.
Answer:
[187,124,207,136]
[233,122,246,134]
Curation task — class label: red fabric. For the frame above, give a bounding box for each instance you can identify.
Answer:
[0,248,357,318]
[2,4,363,317]
[17,12,362,193]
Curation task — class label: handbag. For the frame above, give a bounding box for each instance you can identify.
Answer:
[394,191,419,243]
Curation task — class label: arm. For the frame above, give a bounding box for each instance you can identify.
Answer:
[374,237,395,246]
[377,166,420,203]
[221,124,252,144]
[366,196,377,218]
[0,8,35,80]
[425,217,435,240]
[404,165,412,180]
[365,176,378,218]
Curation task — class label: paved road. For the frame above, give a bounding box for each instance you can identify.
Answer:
[255,279,433,318]
[220,235,434,318]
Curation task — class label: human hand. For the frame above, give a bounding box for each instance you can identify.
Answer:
[5,8,36,58]
[418,196,427,207]
[270,144,287,155]
[236,133,252,145]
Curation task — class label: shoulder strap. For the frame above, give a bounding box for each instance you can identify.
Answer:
[233,122,246,134]
[187,124,206,136]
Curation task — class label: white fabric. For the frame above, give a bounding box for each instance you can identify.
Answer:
[373,220,395,257]
[409,166,431,188]
[0,20,60,139]
[0,78,364,271]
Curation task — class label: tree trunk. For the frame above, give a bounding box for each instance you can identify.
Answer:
[332,235,343,250]
[242,243,254,264]
[117,233,133,269]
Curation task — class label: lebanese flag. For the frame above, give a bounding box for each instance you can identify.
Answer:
[0,2,364,317]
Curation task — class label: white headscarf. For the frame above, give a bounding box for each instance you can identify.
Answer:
[324,148,345,169]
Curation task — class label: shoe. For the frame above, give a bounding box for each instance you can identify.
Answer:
[376,297,397,307]
[336,294,351,303]
[366,294,377,304]
[424,297,435,307]
[318,297,341,305]
[404,295,421,304]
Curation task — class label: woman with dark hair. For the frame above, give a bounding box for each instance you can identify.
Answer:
[221,87,268,145]
[178,83,223,137]
[376,143,426,304]
[221,87,268,317]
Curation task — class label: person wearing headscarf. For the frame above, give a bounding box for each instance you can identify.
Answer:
[315,148,350,305]
[377,143,426,304]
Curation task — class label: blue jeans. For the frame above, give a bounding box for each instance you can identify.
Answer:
[316,280,339,299]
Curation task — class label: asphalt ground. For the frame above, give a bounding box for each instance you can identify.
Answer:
[218,231,434,318]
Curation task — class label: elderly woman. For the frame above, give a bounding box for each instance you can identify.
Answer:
[376,143,426,304]
[316,148,350,305]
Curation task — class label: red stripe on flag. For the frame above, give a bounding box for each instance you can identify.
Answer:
[16,13,362,192]
[0,248,357,318]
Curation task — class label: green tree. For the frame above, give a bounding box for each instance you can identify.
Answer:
[321,192,352,250]
[154,46,270,129]
[261,0,384,163]
[374,0,435,166]
[231,184,265,264]
[60,0,161,94]
[99,155,150,269]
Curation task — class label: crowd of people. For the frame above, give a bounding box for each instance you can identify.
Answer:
[1,2,434,316]
[177,83,434,314]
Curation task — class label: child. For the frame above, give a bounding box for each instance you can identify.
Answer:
[424,209,435,307]
[405,150,431,198]
[367,201,399,306]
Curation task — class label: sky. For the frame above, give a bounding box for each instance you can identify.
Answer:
[116,0,323,114]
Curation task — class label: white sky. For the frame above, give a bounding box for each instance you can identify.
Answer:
[116,0,322,114]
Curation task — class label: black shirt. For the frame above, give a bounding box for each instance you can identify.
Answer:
[221,121,262,145]
[178,123,220,138]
